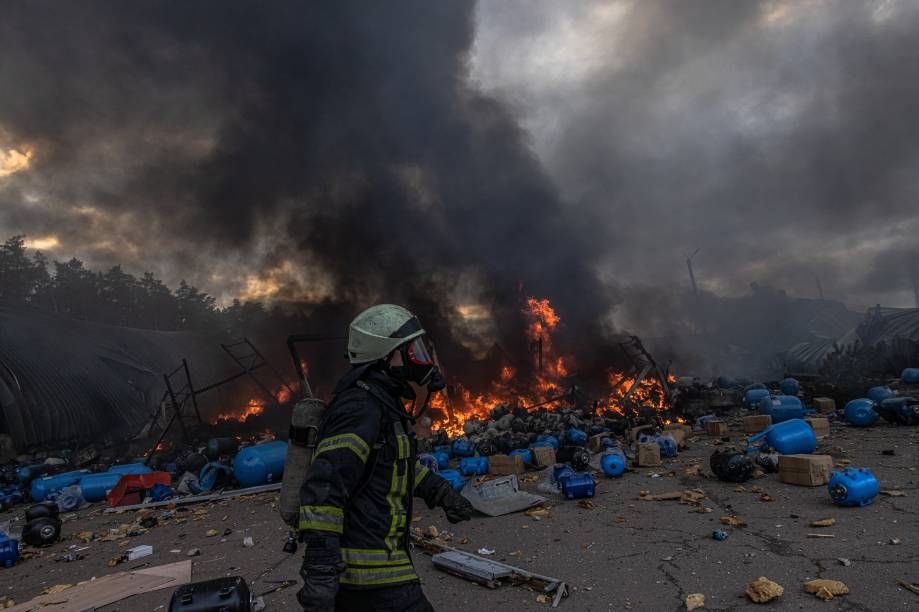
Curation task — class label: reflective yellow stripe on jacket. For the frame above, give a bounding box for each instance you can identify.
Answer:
[315,433,370,463]
[340,547,418,586]
[298,504,344,534]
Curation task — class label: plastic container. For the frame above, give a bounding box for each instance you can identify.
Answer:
[233,441,287,488]
[534,434,559,449]
[508,448,533,465]
[432,450,451,470]
[169,576,251,612]
[16,464,54,484]
[560,473,596,499]
[552,464,574,484]
[459,456,489,476]
[875,396,919,425]
[30,470,90,503]
[844,399,879,427]
[417,453,439,472]
[828,467,880,507]
[565,428,587,446]
[867,386,895,404]
[639,433,678,458]
[433,444,453,457]
[743,388,771,409]
[779,377,800,396]
[451,440,475,458]
[0,532,19,568]
[758,395,805,423]
[107,463,153,476]
[747,419,816,455]
[438,469,465,491]
[599,449,626,478]
[902,368,919,385]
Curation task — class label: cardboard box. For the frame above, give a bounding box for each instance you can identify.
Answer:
[636,442,661,467]
[805,417,830,439]
[743,415,773,435]
[667,428,688,449]
[630,424,656,442]
[704,420,728,437]
[531,446,556,468]
[778,454,833,486]
[813,397,836,414]
[588,434,609,453]
[488,454,525,475]
[664,422,692,437]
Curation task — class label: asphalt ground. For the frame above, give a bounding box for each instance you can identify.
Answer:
[1,415,917,611]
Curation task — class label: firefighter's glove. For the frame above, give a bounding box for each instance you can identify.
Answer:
[434,481,474,523]
[298,534,345,612]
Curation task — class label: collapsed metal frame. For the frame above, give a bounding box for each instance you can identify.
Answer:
[616,335,673,422]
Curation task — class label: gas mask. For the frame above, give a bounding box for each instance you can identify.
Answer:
[389,336,445,392]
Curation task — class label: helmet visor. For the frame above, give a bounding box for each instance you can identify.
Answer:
[405,337,434,366]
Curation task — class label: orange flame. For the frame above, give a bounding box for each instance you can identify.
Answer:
[213,383,294,423]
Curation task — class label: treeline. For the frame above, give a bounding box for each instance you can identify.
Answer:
[0,235,282,335]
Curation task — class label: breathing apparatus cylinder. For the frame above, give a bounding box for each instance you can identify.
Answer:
[279,396,328,528]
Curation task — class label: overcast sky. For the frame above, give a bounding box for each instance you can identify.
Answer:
[2,0,918,332]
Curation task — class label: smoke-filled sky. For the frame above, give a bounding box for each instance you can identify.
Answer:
[2,0,918,346]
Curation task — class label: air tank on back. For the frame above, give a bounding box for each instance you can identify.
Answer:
[234,441,287,488]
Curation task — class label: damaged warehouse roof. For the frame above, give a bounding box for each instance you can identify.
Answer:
[0,305,238,449]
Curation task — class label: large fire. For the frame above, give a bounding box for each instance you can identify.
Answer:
[430,296,675,437]
[214,383,293,423]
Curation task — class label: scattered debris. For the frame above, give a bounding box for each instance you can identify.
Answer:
[804,579,849,601]
[810,518,836,527]
[685,592,705,610]
[745,577,784,603]
[720,516,747,527]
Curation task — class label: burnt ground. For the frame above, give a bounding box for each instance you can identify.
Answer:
[1,417,917,611]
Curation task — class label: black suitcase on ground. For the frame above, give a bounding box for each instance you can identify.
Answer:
[169,576,251,611]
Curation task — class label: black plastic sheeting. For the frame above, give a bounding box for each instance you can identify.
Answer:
[0,305,238,449]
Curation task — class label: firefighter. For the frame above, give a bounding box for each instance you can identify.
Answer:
[297,304,474,611]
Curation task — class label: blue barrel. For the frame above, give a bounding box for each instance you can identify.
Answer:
[902,368,919,384]
[759,395,805,423]
[867,386,895,404]
[747,419,816,454]
[77,472,124,503]
[565,428,587,446]
[744,389,770,409]
[844,399,878,427]
[451,440,475,458]
[0,532,19,568]
[639,434,677,458]
[560,473,596,499]
[107,463,153,476]
[552,464,574,484]
[432,450,451,470]
[438,469,465,491]
[600,450,626,478]
[459,456,489,476]
[30,470,90,502]
[417,453,439,472]
[534,434,559,449]
[433,444,453,457]
[193,462,233,494]
[233,441,287,488]
[779,378,800,396]
[508,448,533,464]
[828,467,879,507]
[16,464,54,484]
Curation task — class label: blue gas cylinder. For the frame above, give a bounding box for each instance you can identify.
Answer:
[191,462,233,494]
[433,444,453,457]
[508,448,533,464]
[744,388,771,409]
[30,470,90,502]
[534,434,559,449]
[867,386,895,404]
[565,428,587,446]
[0,485,23,511]
[639,434,678,458]
[876,396,919,425]
[107,463,153,476]
[560,473,596,499]
[233,441,287,488]
[0,532,19,568]
[758,395,805,423]
[552,464,574,484]
[747,418,816,455]
[600,449,626,478]
[438,469,465,491]
[779,378,800,396]
[432,450,451,470]
[828,467,880,507]
[417,453,439,472]
[902,368,919,384]
[78,472,123,502]
[16,464,54,484]
[451,440,475,458]
[844,399,879,427]
[459,456,489,476]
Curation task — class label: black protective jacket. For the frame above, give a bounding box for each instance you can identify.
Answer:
[298,367,445,589]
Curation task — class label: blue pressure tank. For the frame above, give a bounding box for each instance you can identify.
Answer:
[459,456,489,476]
[417,453,439,473]
[508,448,533,465]
[600,449,626,478]
[0,532,19,568]
[565,428,587,446]
[233,441,287,488]
[16,464,54,484]
[844,399,879,427]
[30,470,90,502]
[77,472,124,503]
[639,434,678,458]
[432,450,451,470]
[191,462,233,494]
[743,388,771,409]
[534,434,559,449]
[828,467,880,507]
[867,386,895,404]
[902,368,919,385]
[433,444,452,457]
[438,469,465,491]
[758,395,805,423]
[560,473,596,499]
[747,419,816,455]
[451,440,475,458]
[552,464,574,484]
[107,463,153,476]
[779,378,800,396]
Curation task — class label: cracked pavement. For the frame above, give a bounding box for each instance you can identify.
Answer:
[0,416,916,610]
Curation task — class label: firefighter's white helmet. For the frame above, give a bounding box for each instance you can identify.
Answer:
[347,304,426,364]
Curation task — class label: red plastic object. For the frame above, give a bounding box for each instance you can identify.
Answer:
[106,472,172,507]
